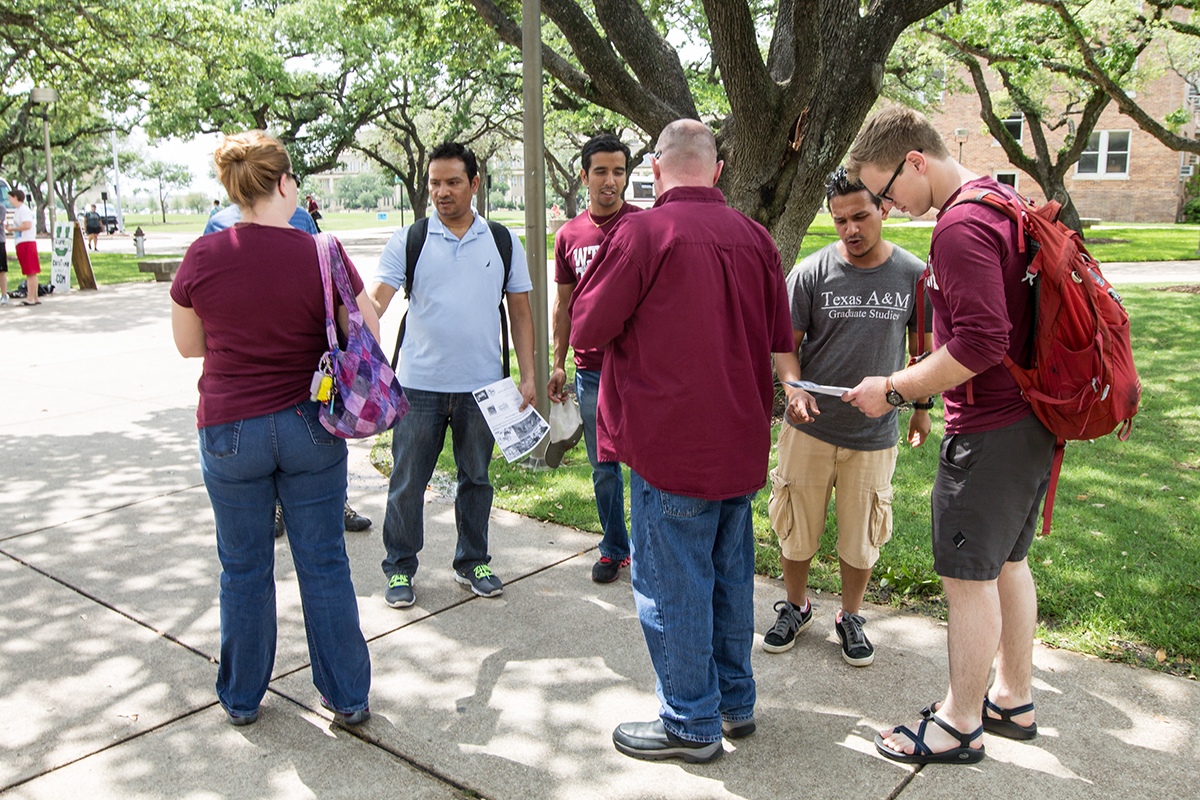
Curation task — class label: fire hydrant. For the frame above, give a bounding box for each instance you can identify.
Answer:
[134,226,145,258]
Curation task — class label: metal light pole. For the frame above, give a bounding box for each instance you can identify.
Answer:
[522,0,549,423]
[954,128,970,164]
[30,87,58,235]
[111,125,125,233]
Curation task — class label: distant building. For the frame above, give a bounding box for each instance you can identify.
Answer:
[926,63,1197,223]
[307,152,401,212]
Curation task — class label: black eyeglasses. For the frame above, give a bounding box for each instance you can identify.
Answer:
[283,171,301,188]
[876,148,921,204]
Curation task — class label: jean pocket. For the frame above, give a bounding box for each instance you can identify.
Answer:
[766,468,794,541]
[200,420,242,458]
[297,402,339,447]
[868,484,894,548]
[659,489,710,519]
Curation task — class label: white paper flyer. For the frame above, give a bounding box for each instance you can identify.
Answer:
[473,378,549,463]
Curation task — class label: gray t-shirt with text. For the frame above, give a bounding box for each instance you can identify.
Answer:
[787,242,929,450]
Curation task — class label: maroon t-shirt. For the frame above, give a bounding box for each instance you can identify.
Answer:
[171,224,364,428]
[570,186,794,500]
[554,202,641,372]
[929,177,1034,433]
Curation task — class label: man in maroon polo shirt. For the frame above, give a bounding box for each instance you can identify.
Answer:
[571,119,793,763]
[844,106,1056,766]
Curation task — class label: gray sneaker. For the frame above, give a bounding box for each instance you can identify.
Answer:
[385,574,415,608]
[762,599,813,653]
[835,611,875,666]
[456,564,504,597]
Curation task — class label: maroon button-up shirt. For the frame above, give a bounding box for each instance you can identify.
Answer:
[570,185,793,500]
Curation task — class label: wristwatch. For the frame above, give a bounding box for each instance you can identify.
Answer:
[912,399,936,410]
[885,376,907,407]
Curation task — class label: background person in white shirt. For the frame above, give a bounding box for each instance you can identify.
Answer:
[6,189,40,306]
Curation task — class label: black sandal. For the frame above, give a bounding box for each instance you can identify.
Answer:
[875,714,985,765]
[921,696,1038,741]
[982,697,1038,740]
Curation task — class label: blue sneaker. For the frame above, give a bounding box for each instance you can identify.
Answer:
[456,564,504,597]
[385,574,415,608]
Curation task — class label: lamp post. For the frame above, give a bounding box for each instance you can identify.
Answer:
[30,87,58,236]
[954,128,970,164]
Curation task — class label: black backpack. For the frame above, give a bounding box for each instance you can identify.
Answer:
[389,215,515,376]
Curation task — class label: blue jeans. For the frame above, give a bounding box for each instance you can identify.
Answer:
[575,369,629,560]
[628,470,757,743]
[381,387,495,578]
[199,401,370,717]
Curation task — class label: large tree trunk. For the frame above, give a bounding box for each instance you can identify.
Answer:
[469,0,951,267]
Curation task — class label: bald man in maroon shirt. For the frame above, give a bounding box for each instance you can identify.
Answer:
[571,119,793,763]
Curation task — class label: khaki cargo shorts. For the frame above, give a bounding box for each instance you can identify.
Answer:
[767,425,898,570]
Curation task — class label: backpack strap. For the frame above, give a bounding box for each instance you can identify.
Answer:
[1039,440,1066,537]
[486,219,514,378]
[914,266,930,361]
[391,217,430,371]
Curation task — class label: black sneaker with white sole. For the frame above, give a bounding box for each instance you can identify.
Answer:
[835,610,875,666]
[762,599,813,653]
[612,720,723,763]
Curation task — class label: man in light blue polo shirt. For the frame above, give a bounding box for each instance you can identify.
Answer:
[368,142,536,607]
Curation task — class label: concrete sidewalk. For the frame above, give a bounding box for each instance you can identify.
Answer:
[2,282,1197,799]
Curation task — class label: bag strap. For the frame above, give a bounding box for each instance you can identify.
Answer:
[391,217,431,370]
[486,218,514,378]
[315,233,339,351]
[1039,441,1066,537]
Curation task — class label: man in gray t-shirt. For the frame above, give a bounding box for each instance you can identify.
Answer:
[762,167,932,666]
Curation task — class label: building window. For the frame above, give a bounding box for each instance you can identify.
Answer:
[1002,114,1023,144]
[1076,130,1130,179]
[633,181,655,200]
[994,171,1018,191]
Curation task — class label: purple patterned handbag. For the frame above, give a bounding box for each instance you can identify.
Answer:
[315,233,409,438]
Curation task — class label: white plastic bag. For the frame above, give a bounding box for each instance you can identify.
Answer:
[549,395,583,442]
[545,396,584,467]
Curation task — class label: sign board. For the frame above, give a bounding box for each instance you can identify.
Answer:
[51,220,72,294]
[376,212,388,221]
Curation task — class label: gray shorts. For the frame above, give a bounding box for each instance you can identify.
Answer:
[931,414,1056,581]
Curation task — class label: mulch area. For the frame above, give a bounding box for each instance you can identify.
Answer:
[1153,284,1200,293]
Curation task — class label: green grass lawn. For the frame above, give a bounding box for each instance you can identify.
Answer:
[799,215,1200,263]
[14,251,160,287]
[121,209,414,234]
[371,285,1200,677]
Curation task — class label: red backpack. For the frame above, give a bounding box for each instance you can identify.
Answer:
[921,189,1141,536]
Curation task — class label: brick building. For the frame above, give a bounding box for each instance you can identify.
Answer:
[927,65,1197,223]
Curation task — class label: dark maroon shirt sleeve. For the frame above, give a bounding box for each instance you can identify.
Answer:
[930,217,1012,374]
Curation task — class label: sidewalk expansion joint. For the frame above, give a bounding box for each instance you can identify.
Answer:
[363,543,600,645]
[0,547,217,666]
[0,483,206,544]
[0,704,212,794]
[884,766,922,799]
[268,688,496,800]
